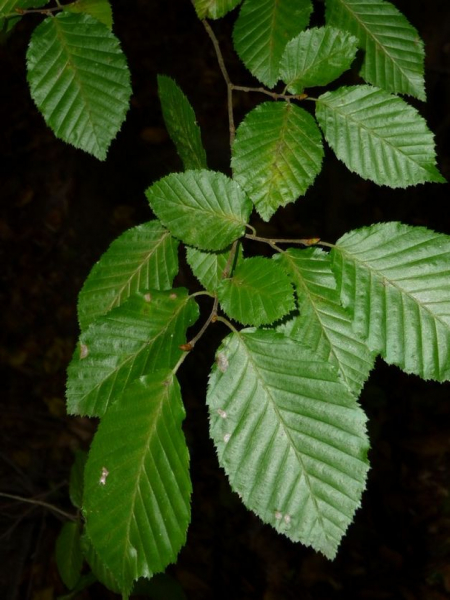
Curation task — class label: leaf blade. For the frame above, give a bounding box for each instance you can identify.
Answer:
[56,522,84,590]
[186,243,244,293]
[194,0,242,19]
[63,0,113,29]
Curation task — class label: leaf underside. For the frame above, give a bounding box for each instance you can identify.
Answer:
[186,243,244,293]
[63,0,113,29]
[84,372,191,597]
[67,289,199,417]
[77,220,179,331]
[332,222,450,381]
[325,0,426,100]
[233,0,313,88]
[194,0,241,19]
[232,102,324,221]
[316,85,445,187]
[275,248,375,397]
[207,329,369,559]
[26,12,131,160]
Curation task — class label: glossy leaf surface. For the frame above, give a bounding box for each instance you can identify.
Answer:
[186,243,244,293]
[194,0,241,19]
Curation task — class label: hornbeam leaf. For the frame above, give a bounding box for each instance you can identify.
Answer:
[77,221,179,331]
[232,102,324,221]
[81,534,121,594]
[84,372,191,597]
[280,26,358,94]
[207,329,369,559]
[325,0,425,100]
[67,289,199,417]
[275,248,375,396]
[217,257,296,326]
[69,450,87,509]
[331,222,450,381]
[26,13,131,160]
[0,0,49,30]
[194,0,242,19]
[233,0,312,88]
[316,86,445,187]
[146,170,252,251]
[63,0,113,30]
[186,243,244,293]
[157,75,207,171]
[56,522,83,590]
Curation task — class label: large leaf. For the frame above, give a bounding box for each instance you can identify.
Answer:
[233,0,312,88]
[280,26,358,94]
[67,289,199,417]
[157,75,207,171]
[81,534,121,594]
[232,102,324,221]
[331,222,450,381]
[84,372,191,598]
[325,0,425,100]
[316,85,445,187]
[207,329,369,559]
[56,522,84,590]
[194,0,241,19]
[26,13,131,160]
[63,0,113,29]
[217,257,295,326]
[275,248,375,396]
[186,243,244,293]
[146,170,252,251]
[77,221,179,331]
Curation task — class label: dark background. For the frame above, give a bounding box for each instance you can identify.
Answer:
[1,1,450,598]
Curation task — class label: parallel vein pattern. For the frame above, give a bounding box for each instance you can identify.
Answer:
[316,86,445,187]
[194,0,242,19]
[332,222,450,380]
[78,221,179,331]
[27,13,131,160]
[276,248,375,396]
[84,373,191,596]
[67,289,199,417]
[232,102,324,221]
[325,0,425,100]
[207,329,369,559]
[186,243,244,293]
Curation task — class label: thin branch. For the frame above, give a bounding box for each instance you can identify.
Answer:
[0,492,77,521]
[245,233,321,247]
[186,297,219,350]
[231,84,307,102]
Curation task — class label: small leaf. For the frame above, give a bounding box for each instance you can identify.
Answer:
[331,222,450,381]
[316,85,445,187]
[217,257,295,326]
[186,243,244,293]
[207,329,369,559]
[67,289,199,417]
[280,26,358,94]
[56,522,84,590]
[233,0,312,88]
[0,0,49,32]
[194,0,242,19]
[69,450,88,509]
[84,372,191,597]
[146,170,252,251]
[77,220,179,331]
[232,102,324,221]
[158,75,207,171]
[325,0,426,100]
[26,13,131,160]
[275,248,375,396]
[63,0,113,30]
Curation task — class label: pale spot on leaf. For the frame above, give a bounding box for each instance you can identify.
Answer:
[275,510,282,520]
[216,353,229,373]
[223,433,231,443]
[80,343,89,359]
[217,408,227,419]
[99,467,109,485]
[144,293,152,302]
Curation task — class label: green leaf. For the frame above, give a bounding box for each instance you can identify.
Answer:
[325,0,426,100]
[207,329,369,559]
[77,221,179,331]
[331,222,450,381]
[84,372,191,597]
[69,450,88,509]
[316,85,445,187]
[275,248,375,396]
[186,243,243,293]
[81,533,121,594]
[67,289,199,417]
[26,13,131,160]
[232,102,324,221]
[157,75,207,171]
[56,522,84,590]
[233,0,312,88]
[194,0,242,19]
[146,170,252,251]
[280,26,358,94]
[0,0,48,32]
[63,0,113,30]
[217,257,296,326]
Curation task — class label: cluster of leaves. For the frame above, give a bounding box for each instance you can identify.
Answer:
[48,0,449,598]
[1,0,131,160]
